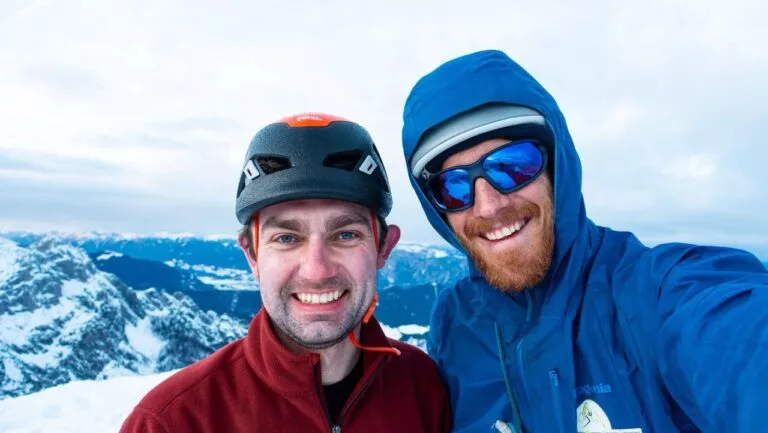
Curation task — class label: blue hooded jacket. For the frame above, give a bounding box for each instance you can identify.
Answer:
[401,50,768,432]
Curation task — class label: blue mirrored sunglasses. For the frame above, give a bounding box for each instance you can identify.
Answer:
[423,140,548,212]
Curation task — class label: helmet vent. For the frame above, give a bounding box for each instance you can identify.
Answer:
[323,150,363,172]
[256,156,292,175]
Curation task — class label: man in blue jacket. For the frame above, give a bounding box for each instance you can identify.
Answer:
[401,49,768,432]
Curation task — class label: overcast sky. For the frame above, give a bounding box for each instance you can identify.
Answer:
[1,0,766,258]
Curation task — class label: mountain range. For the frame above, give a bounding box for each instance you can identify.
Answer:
[0,232,467,400]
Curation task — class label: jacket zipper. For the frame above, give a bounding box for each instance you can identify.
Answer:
[504,289,538,433]
[549,370,566,433]
[327,356,388,433]
[494,323,523,432]
[313,362,337,432]
[514,290,536,432]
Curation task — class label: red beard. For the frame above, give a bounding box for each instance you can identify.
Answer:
[456,180,554,293]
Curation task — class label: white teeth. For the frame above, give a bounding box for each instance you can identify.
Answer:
[296,290,343,305]
[484,220,527,241]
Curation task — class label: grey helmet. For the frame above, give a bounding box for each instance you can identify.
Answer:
[235,113,393,225]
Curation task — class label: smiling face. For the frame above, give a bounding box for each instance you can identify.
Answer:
[238,199,399,350]
[442,138,555,292]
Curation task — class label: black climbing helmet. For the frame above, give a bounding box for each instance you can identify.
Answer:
[235,113,393,225]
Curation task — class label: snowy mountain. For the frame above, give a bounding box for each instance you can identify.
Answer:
[2,231,468,291]
[0,234,435,401]
[3,231,468,327]
[0,237,246,400]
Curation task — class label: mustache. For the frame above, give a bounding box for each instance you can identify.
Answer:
[463,202,539,238]
[283,275,353,293]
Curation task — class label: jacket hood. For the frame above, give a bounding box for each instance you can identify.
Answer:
[401,49,594,301]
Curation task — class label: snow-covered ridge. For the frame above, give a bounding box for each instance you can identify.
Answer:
[0,238,22,286]
[394,241,455,258]
[165,259,256,291]
[3,230,458,251]
[1,230,238,243]
[96,251,123,261]
[0,237,247,400]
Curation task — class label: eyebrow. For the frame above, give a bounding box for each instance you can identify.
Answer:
[260,216,304,233]
[325,212,371,233]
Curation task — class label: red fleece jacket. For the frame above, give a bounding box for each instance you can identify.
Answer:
[119,308,452,432]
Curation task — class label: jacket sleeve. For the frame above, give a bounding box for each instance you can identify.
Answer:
[642,244,768,432]
[119,406,170,433]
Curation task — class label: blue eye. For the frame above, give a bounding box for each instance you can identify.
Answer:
[338,231,358,241]
[276,234,296,243]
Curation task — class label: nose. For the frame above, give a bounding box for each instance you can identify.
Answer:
[472,178,506,218]
[297,236,337,281]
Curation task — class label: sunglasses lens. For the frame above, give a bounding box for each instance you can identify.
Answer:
[429,169,471,210]
[483,141,544,191]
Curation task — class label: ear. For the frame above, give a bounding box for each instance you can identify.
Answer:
[237,228,260,279]
[376,224,401,269]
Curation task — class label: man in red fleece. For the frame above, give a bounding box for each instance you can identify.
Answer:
[119,113,452,433]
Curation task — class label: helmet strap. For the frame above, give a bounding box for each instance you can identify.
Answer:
[371,210,379,248]
[345,212,400,356]
[347,292,401,356]
[250,213,260,259]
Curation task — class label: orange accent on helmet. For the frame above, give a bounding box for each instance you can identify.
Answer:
[275,112,350,128]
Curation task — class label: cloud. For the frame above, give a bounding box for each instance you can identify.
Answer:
[0,0,766,259]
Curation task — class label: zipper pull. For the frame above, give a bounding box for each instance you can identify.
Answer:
[549,370,566,433]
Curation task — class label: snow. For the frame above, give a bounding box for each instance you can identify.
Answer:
[404,337,428,352]
[98,362,143,380]
[396,242,452,259]
[95,251,123,261]
[11,230,238,243]
[0,301,76,346]
[60,279,90,297]
[0,238,21,285]
[380,324,428,353]
[202,234,237,241]
[58,308,95,339]
[164,258,183,268]
[398,324,429,335]
[0,298,93,367]
[3,359,23,383]
[396,242,428,254]
[124,317,164,364]
[165,260,257,291]
[17,351,71,369]
[0,371,177,433]
[379,323,402,340]
[151,231,196,240]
